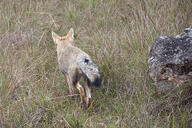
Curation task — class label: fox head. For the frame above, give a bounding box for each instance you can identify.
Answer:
[78,57,101,87]
[85,62,101,87]
[52,28,74,45]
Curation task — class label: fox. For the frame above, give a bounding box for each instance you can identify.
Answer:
[52,28,101,108]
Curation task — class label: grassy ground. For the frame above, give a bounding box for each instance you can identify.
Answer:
[0,0,192,127]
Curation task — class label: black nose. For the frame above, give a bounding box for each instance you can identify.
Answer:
[92,77,101,88]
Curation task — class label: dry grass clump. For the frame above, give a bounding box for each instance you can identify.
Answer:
[0,0,192,127]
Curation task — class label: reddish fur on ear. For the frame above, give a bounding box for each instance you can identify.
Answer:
[66,28,74,42]
[52,31,61,44]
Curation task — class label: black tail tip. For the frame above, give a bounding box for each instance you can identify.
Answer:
[92,77,101,88]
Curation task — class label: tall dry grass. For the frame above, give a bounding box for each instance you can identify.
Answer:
[0,0,192,127]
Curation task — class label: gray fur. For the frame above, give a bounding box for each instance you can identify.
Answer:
[76,54,100,83]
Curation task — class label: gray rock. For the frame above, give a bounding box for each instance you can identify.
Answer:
[148,27,192,93]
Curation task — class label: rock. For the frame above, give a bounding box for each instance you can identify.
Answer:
[148,27,192,93]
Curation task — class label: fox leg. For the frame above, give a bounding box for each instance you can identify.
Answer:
[68,67,86,106]
[64,73,74,95]
[84,78,92,108]
[75,82,86,104]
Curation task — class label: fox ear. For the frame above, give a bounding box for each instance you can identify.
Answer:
[52,31,61,44]
[66,28,74,42]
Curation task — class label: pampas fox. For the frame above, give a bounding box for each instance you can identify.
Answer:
[52,28,101,108]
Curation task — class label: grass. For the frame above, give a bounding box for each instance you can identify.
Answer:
[0,0,192,127]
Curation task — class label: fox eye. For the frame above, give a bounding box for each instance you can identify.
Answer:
[85,58,89,64]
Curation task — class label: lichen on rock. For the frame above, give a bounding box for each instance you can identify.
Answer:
[148,27,192,93]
